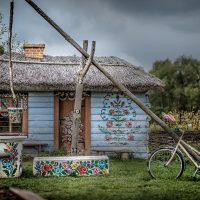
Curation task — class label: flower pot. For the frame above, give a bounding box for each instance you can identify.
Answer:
[0,135,27,178]
[7,107,23,124]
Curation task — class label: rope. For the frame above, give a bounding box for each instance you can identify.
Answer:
[8,0,17,106]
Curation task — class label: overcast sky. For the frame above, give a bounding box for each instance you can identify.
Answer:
[1,0,200,71]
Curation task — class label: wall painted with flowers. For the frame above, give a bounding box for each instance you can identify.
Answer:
[91,92,151,158]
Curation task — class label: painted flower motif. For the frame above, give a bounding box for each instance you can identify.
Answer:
[61,162,69,170]
[123,109,129,115]
[102,168,108,174]
[71,161,80,169]
[110,102,115,107]
[125,121,132,128]
[106,121,113,128]
[127,134,134,141]
[42,164,53,173]
[121,102,125,107]
[93,167,100,174]
[78,165,88,175]
[109,109,115,115]
[105,134,112,141]
[54,166,62,174]
[98,160,106,169]
[2,160,12,170]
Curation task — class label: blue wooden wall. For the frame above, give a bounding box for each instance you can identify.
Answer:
[91,92,150,158]
[26,92,54,150]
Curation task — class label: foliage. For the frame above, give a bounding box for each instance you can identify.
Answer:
[0,13,23,55]
[149,56,200,114]
[150,110,200,131]
[0,159,200,200]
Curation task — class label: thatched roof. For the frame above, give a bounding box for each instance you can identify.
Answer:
[0,53,164,92]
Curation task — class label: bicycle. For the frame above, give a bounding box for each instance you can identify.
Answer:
[147,114,200,179]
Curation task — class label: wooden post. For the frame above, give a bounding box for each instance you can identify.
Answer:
[25,0,200,162]
[54,95,59,150]
[71,41,95,156]
[84,96,91,155]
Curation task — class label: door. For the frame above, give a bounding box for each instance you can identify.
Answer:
[59,98,86,154]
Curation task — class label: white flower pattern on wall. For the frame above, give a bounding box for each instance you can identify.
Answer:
[98,93,137,145]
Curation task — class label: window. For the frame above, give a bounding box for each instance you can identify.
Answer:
[0,93,28,134]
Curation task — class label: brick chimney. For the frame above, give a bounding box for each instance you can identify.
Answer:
[23,44,45,59]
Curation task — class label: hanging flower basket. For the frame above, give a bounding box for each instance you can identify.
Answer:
[7,107,23,124]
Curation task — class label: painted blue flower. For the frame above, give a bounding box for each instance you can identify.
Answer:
[2,160,12,170]
[53,167,62,174]
[98,160,106,169]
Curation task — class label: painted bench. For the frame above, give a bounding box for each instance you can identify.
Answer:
[33,155,109,176]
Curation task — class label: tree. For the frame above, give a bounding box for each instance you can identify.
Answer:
[149,56,200,114]
[0,13,7,54]
[0,12,23,55]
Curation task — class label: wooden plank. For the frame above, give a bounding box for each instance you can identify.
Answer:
[91,108,146,115]
[91,92,147,98]
[91,121,149,128]
[91,133,148,141]
[28,96,54,103]
[29,121,53,128]
[9,187,45,200]
[22,110,28,135]
[29,108,53,115]
[29,115,54,121]
[29,92,54,97]
[54,95,59,150]
[28,128,54,134]
[91,127,150,134]
[28,102,54,108]
[91,146,147,153]
[91,114,151,121]
[91,97,148,105]
[84,96,91,155]
[27,133,53,141]
[91,141,148,147]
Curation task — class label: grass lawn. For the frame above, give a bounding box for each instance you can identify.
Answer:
[0,158,200,200]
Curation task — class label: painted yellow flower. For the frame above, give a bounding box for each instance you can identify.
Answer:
[71,161,80,169]
[102,168,108,174]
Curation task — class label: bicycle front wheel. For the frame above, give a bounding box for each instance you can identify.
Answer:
[148,147,185,179]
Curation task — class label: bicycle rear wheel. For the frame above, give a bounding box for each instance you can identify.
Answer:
[148,147,185,179]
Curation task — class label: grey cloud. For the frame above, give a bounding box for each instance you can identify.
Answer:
[0,0,200,71]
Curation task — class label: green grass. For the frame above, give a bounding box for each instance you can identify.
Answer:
[0,159,200,200]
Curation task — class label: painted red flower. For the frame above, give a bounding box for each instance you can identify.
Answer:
[128,134,134,141]
[125,121,132,128]
[61,162,69,170]
[106,121,113,128]
[123,109,129,115]
[78,165,88,175]
[110,102,115,107]
[42,164,53,173]
[109,109,115,115]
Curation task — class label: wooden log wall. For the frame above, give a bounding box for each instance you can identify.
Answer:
[90,92,150,159]
[26,92,54,150]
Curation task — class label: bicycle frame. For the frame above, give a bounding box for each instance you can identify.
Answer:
[165,129,200,176]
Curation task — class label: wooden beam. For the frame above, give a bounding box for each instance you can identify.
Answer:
[71,41,95,156]
[54,95,59,150]
[84,96,91,156]
[22,110,28,135]
[25,0,200,162]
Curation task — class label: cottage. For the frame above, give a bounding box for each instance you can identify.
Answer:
[0,44,164,158]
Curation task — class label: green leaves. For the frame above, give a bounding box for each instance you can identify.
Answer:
[149,56,200,113]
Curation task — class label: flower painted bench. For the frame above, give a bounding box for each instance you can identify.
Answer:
[33,155,109,176]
